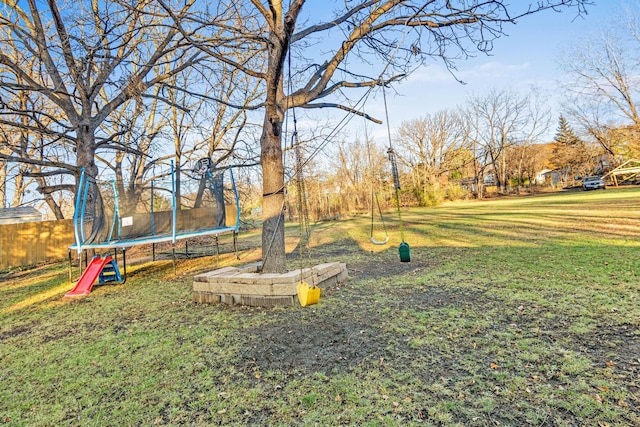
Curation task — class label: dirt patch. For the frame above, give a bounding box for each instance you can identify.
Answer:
[239,310,387,374]
[0,324,33,341]
[235,244,640,424]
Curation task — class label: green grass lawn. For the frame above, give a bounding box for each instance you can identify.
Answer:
[1,188,639,426]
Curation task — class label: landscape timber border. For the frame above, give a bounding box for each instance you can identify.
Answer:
[192,262,348,308]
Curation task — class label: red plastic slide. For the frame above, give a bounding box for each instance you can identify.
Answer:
[65,255,112,297]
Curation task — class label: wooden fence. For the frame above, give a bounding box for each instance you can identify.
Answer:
[0,219,74,270]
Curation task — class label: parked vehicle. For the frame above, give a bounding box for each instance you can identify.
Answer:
[582,176,606,190]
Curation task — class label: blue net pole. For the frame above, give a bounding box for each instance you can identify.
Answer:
[79,174,91,244]
[229,167,240,231]
[150,179,155,235]
[171,160,176,244]
[73,168,85,253]
[107,180,120,242]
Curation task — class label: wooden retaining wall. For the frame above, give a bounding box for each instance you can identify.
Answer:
[0,219,74,270]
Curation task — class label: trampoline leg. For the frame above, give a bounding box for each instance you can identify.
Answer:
[185,241,189,258]
[172,246,177,275]
[152,243,156,261]
[233,231,239,259]
[68,249,72,282]
[121,249,127,284]
[215,235,220,262]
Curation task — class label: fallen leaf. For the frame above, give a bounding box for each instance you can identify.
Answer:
[254,373,261,379]
[618,400,629,408]
[404,397,412,403]
[217,409,227,415]
[605,361,614,367]
[490,363,499,369]
[392,401,399,407]
[382,394,389,400]
[594,394,603,403]
[335,394,342,402]
[596,386,609,392]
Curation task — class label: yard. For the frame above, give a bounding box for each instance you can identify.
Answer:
[1,188,639,426]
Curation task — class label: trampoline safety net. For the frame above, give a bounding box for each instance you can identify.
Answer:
[73,163,239,251]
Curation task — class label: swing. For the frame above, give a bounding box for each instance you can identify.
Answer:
[293,143,321,306]
[381,82,410,262]
[289,96,321,307]
[365,123,389,245]
[370,190,389,245]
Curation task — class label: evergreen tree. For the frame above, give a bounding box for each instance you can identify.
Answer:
[551,116,594,185]
[554,115,582,146]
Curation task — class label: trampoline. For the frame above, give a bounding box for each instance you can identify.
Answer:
[68,160,241,276]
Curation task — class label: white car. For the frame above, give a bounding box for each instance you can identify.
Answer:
[582,176,606,190]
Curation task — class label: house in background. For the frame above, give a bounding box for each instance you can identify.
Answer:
[0,206,43,225]
[535,169,560,185]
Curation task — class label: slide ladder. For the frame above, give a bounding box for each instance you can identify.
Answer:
[99,257,122,284]
[65,255,121,297]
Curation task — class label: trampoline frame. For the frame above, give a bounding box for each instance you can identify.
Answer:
[68,161,241,281]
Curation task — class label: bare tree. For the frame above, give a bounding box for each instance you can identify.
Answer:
[334,138,369,213]
[465,88,550,193]
[561,5,640,160]
[395,110,469,205]
[506,144,554,191]
[99,88,168,214]
[187,62,263,208]
[0,1,204,240]
[325,133,389,215]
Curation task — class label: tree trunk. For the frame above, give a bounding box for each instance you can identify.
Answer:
[260,109,286,273]
[259,4,299,274]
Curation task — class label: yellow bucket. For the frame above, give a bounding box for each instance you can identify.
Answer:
[296,281,321,307]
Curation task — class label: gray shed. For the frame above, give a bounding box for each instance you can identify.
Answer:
[0,206,43,225]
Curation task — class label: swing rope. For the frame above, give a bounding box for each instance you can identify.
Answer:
[364,111,389,245]
[381,81,406,244]
[292,123,312,277]
[286,41,312,283]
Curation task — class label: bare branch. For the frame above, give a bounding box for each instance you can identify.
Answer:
[300,102,382,124]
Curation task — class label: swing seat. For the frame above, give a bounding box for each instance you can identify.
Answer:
[297,281,321,307]
[399,242,411,262]
[370,236,389,245]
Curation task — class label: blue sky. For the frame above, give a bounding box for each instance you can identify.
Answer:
[342,1,628,143]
